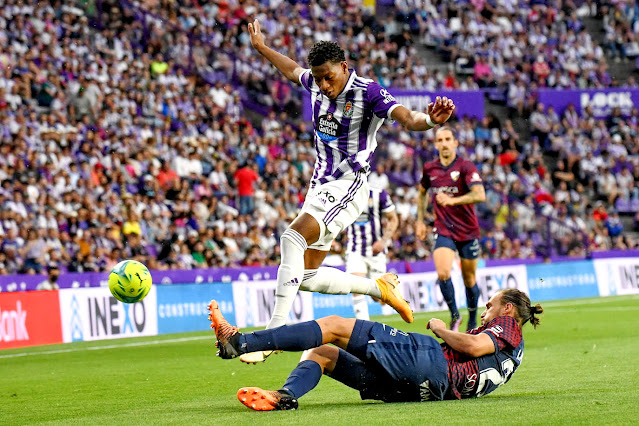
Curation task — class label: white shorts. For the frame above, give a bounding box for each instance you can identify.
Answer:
[301,173,369,251]
[345,251,387,277]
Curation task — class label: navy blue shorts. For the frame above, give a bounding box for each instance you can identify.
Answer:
[434,235,480,259]
[328,320,449,402]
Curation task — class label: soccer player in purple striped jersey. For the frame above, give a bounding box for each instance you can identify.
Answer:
[416,127,486,332]
[243,20,455,363]
[345,187,399,320]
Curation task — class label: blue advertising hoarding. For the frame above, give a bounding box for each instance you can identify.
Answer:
[311,293,382,319]
[526,260,598,301]
[156,283,235,334]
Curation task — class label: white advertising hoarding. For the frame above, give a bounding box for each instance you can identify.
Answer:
[387,264,528,316]
[594,257,639,297]
[59,286,158,343]
[231,280,314,328]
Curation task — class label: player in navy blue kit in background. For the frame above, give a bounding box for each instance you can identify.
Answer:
[416,127,486,332]
[208,289,543,410]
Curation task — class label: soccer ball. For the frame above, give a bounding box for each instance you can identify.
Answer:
[108,260,152,303]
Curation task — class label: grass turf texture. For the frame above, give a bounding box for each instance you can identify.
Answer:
[2,295,639,425]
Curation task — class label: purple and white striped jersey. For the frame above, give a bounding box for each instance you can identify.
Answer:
[346,187,395,257]
[299,69,401,187]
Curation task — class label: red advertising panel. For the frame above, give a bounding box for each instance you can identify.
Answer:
[0,291,63,349]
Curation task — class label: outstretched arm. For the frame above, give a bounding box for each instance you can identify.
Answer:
[391,96,456,131]
[248,19,305,84]
[427,318,495,357]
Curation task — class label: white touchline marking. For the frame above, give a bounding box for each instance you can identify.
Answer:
[537,295,639,308]
[0,336,210,359]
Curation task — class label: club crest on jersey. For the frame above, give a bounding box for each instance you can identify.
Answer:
[450,171,460,181]
[316,113,340,141]
[343,101,354,118]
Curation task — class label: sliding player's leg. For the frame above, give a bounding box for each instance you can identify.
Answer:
[209,298,356,358]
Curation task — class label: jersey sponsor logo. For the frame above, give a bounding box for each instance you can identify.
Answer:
[379,88,396,105]
[471,172,482,182]
[450,171,460,181]
[353,213,369,223]
[343,101,354,118]
[316,113,340,141]
[432,186,460,194]
[419,380,431,401]
[317,190,336,205]
[486,324,504,337]
[462,373,478,397]
[389,327,409,337]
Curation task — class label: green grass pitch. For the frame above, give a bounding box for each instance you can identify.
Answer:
[2,295,639,425]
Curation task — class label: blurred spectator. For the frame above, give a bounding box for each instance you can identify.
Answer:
[605,211,624,238]
[234,163,260,215]
[36,263,60,291]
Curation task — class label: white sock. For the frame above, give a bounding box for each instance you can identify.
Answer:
[352,294,370,320]
[300,267,382,298]
[267,229,307,329]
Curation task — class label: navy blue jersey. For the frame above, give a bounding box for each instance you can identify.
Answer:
[442,316,523,399]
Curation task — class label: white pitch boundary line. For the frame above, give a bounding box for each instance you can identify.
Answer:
[536,295,639,308]
[0,335,210,359]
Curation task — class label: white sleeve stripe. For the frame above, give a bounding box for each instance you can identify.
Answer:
[387,103,402,119]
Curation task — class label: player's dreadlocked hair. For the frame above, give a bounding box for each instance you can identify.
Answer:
[307,41,346,67]
[500,289,543,329]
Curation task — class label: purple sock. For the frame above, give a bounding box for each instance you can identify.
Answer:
[280,360,323,398]
[238,321,323,353]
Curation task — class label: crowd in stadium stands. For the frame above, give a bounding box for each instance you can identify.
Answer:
[129,0,638,113]
[601,0,639,61]
[0,0,638,276]
[128,0,459,107]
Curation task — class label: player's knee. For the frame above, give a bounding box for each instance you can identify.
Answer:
[462,273,476,287]
[300,347,337,373]
[315,315,343,339]
[317,315,342,326]
[280,229,308,259]
[437,271,452,281]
